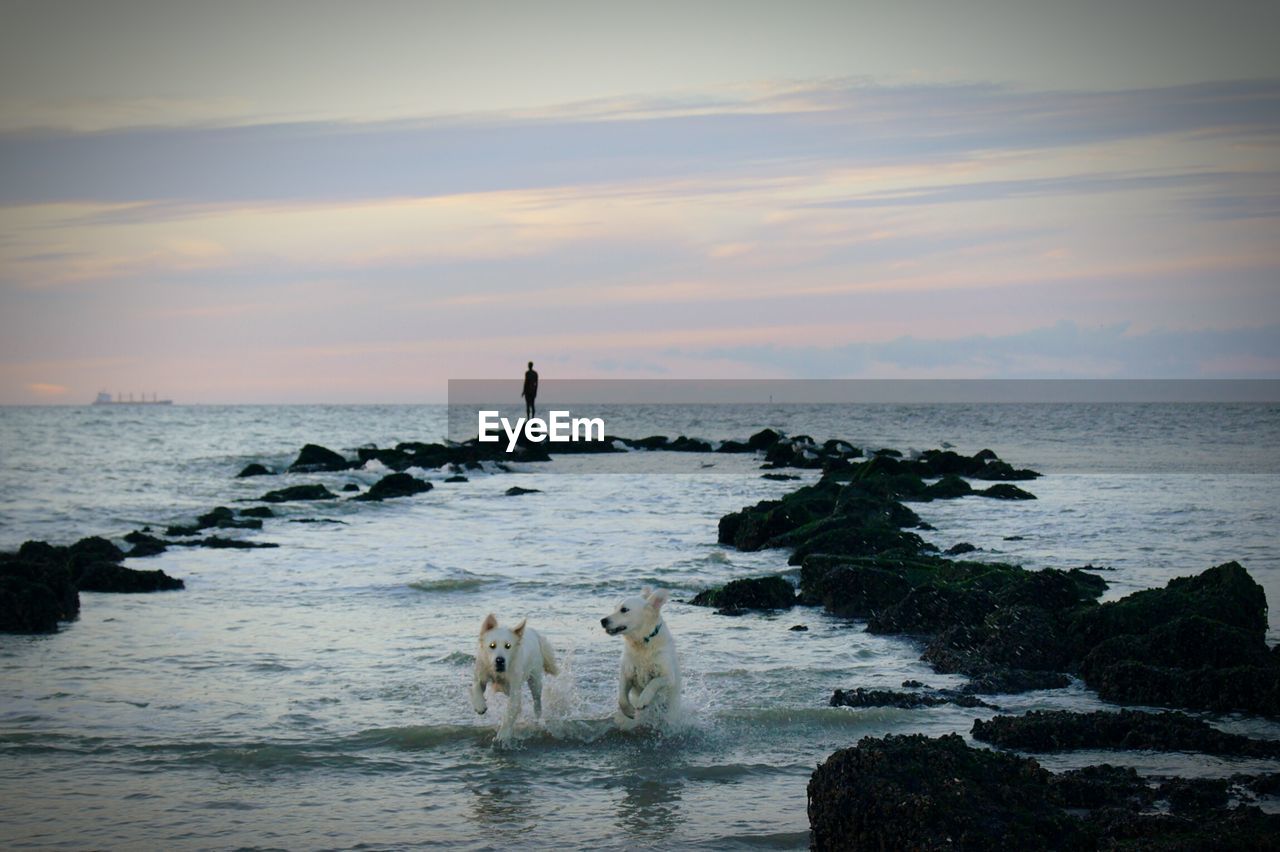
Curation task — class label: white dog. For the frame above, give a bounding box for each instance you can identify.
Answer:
[601,587,681,727]
[471,613,559,742]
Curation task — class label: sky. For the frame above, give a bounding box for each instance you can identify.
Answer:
[1,0,1278,403]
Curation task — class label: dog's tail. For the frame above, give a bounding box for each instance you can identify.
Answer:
[539,634,560,676]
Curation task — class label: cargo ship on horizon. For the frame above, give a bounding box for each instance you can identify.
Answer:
[92,392,173,406]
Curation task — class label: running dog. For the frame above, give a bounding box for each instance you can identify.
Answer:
[471,613,559,742]
[601,587,681,727]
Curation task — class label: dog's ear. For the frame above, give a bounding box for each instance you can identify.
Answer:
[646,588,669,610]
[513,619,527,638]
[480,613,498,634]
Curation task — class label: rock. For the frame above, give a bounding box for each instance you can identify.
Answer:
[809,733,1280,851]
[1003,535,1025,541]
[761,473,800,481]
[259,484,338,503]
[123,531,167,557]
[186,537,278,549]
[959,669,1071,694]
[925,475,973,500]
[946,542,978,556]
[0,552,79,632]
[667,436,713,452]
[689,575,796,612]
[167,506,261,536]
[287,443,351,473]
[746,428,783,450]
[790,624,809,631]
[505,486,541,496]
[971,709,1280,759]
[829,687,997,710]
[808,734,1080,851]
[238,506,275,519]
[236,463,272,477]
[444,475,468,483]
[353,472,433,502]
[979,483,1037,500]
[341,483,360,492]
[75,562,184,592]
[67,537,125,568]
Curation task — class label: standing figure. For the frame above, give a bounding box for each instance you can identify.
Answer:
[522,361,538,419]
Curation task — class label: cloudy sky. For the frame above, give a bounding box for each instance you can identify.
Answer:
[1,0,1278,403]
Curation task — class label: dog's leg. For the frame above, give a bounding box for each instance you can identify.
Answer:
[471,676,488,715]
[529,670,544,718]
[617,677,636,719]
[632,676,669,711]
[499,684,522,741]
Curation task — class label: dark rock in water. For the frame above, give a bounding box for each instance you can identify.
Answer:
[236,463,272,477]
[67,537,125,568]
[1070,561,1280,716]
[667,435,713,453]
[444,475,468,483]
[76,561,183,592]
[689,575,796,612]
[790,624,809,631]
[260,484,338,503]
[287,443,351,473]
[167,506,262,536]
[341,483,360,493]
[715,439,752,453]
[123,531,167,557]
[505,486,541,496]
[626,435,670,450]
[902,679,927,688]
[959,668,1071,694]
[188,537,278,550]
[239,506,275,519]
[971,709,1280,759]
[1003,535,1025,541]
[979,483,1036,500]
[946,542,978,556]
[747,428,782,450]
[761,473,800,481]
[924,474,973,500]
[1159,778,1233,814]
[0,549,80,633]
[353,472,433,502]
[808,734,1080,851]
[809,733,1280,852]
[830,687,996,710]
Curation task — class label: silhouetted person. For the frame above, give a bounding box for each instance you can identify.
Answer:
[522,361,538,419]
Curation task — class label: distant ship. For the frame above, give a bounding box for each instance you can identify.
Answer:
[92,392,173,406]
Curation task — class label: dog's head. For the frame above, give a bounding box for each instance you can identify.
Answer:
[478,613,525,674]
[601,587,668,637]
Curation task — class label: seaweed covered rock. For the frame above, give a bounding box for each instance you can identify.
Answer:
[237,463,272,477]
[979,483,1037,500]
[808,733,1079,851]
[166,506,262,536]
[352,472,433,502]
[259,484,338,503]
[688,575,796,613]
[124,530,168,557]
[1071,561,1280,716]
[0,545,80,633]
[809,734,1280,851]
[287,443,352,473]
[829,687,996,710]
[972,709,1280,759]
[76,562,184,592]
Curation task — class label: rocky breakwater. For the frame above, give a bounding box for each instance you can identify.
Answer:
[706,445,1279,714]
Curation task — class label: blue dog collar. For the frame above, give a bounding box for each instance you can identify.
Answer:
[644,622,663,643]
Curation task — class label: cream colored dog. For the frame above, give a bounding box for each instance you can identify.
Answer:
[471,613,559,742]
[600,587,681,727]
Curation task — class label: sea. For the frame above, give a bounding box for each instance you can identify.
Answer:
[1,402,1278,850]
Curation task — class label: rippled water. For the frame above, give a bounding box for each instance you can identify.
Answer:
[1,404,1277,849]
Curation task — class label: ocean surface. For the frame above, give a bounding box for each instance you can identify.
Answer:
[1,403,1278,850]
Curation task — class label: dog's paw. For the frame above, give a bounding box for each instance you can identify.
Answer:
[617,701,635,719]
[475,705,487,715]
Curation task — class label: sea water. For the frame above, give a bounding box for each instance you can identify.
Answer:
[0,403,1277,849]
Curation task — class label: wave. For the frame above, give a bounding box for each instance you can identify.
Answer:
[408,571,493,593]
